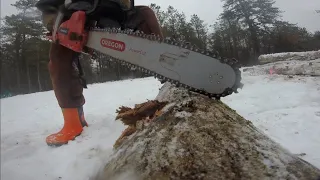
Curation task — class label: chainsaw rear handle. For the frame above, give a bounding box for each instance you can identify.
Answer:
[37,0,136,48]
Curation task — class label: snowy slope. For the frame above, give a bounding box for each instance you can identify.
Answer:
[1,78,162,180]
[1,72,320,180]
[244,58,320,76]
[223,73,320,169]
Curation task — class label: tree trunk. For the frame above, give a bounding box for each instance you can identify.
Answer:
[15,34,21,92]
[116,62,121,80]
[93,83,320,180]
[237,0,260,62]
[227,35,233,56]
[26,58,31,93]
[221,33,228,55]
[98,55,103,82]
[15,54,21,92]
[37,46,42,92]
[22,33,31,93]
[226,19,239,59]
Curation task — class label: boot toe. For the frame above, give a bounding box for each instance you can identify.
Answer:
[46,131,81,146]
[46,133,68,146]
[46,108,86,147]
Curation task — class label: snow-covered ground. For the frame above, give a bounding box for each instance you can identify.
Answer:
[223,73,320,168]
[1,78,162,180]
[1,70,320,180]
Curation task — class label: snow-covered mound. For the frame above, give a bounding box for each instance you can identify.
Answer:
[243,59,320,76]
[258,50,320,64]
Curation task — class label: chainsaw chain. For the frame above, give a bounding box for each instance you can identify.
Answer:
[88,27,243,99]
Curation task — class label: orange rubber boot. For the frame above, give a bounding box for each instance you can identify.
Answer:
[46,107,88,146]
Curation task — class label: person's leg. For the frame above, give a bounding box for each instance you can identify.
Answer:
[125,5,164,83]
[46,42,88,146]
[44,5,162,146]
[126,6,163,37]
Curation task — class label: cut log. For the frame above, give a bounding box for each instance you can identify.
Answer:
[93,83,320,180]
[258,50,320,64]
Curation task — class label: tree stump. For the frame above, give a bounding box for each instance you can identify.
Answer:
[93,83,320,180]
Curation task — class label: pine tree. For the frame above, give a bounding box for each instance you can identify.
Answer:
[221,0,282,61]
[190,14,208,49]
[1,0,48,94]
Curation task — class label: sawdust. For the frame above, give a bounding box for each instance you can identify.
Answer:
[114,100,168,148]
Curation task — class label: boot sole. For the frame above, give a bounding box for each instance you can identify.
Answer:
[46,132,82,147]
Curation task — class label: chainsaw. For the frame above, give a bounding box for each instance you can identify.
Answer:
[35,0,243,99]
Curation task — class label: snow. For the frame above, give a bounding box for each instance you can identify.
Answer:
[174,111,192,118]
[259,50,320,59]
[258,50,320,64]
[1,78,162,180]
[223,72,320,169]
[1,66,320,180]
[90,58,99,72]
[244,59,320,76]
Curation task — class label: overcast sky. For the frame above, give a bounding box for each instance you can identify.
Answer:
[1,0,319,32]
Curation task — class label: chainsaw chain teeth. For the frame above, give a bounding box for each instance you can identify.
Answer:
[91,28,243,99]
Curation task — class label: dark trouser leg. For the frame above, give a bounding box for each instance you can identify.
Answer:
[46,43,87,146]
[126,6,163,38]
[48,43,85,108]
[125,6,165,83]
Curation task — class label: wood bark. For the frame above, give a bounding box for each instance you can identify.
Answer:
[93,83,320,180]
